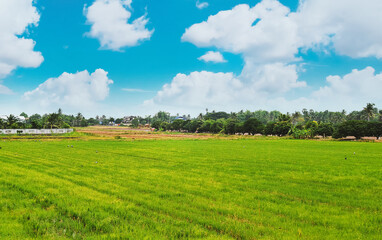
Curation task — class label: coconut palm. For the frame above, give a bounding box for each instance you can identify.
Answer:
[6,114,18,128]
[363,103,375,121]
[46,113,63,129]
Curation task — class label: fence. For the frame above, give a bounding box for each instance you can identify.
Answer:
[0,129,74,135]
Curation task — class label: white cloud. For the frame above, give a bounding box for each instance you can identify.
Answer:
[85,0,153,51]
[23,69,113,111]
[181,1,302,95]
[0,0,43,79]
[147,0,382,114]
[196,1,209,10]
[292,0,382,58]
[183,0,382,60]
[144,66,307,114]
[241,62,306,94]
[0,84,13,95]
[144,71,243,109]
[182,1,299,63]
[311,67,382,110]
[198,51,226,63]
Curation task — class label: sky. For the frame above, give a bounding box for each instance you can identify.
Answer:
[1,0,382,117]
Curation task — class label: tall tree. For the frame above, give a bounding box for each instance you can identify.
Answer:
[363,103,375,121]
[6,115,18,128]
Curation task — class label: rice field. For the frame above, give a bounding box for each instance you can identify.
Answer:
[0,138,381,239]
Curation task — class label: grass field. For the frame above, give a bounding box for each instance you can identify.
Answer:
[0,138,381,239]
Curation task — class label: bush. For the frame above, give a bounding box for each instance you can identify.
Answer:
[151,121,162,130]
[316,123,334,137]
[185,120,202,133]
[333,120,368,139]
[273,121,292,136]
[243,118,264,135]
[291,128,309,139]
[171,119,184,131]
[264,122,276,135]
[199,120,214,133]
[210,119,225,133]
[160,122,170,131]
[224,119,238,135]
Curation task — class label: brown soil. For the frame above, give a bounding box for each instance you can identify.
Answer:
[76,126,214,140]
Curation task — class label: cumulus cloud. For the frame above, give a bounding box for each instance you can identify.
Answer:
[183,0,382,60]
[144,71,243,109]
[182,1,299,63]
[292,0,382,58]
[196,1,209,10]
[0,0,43,79]
[181,0,304,96]
[144,67,382,114]
[198,51,226,63]
[311,67,382,110]
[241,62,306,94]
[144,68,307,113]
[85,0,153,51]
[23,69,113,111]
[146,0,382,114]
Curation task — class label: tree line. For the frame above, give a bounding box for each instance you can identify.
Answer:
[149,103,382,139]
[1,103,381,139]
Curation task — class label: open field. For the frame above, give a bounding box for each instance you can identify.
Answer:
[0,137,381,239]
[76,126,215,140]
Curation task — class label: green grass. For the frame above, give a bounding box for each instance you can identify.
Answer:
[0,138,381,239]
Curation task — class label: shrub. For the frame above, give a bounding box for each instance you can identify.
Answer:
[210,119,225,133]
[171,120,184,131]
[243,118,264,135]
[333,120,368,139]
[223,119,238,135]
[264,122,276,135]
[160,122,170,131]
[273,121,292,136]
[151,121,162,130]
[316,123,334,137]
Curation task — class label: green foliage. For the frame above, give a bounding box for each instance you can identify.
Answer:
[210,119,225,133]
[204,111,230,120]
[223,119,238,134]
[171,119,184,131]
[186,120,202,133]
[131,118,139,128]
[316,123,334,137]
[333,120,368,139]
[151,120,161,130]
[273,121,292,136]
[291,128,310,139]
[160,122,170,131]
[243,118,264,135]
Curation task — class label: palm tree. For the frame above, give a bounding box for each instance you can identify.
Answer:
[46,113,63,129]
[6,114,18,128]
[363,103,375,121]
[291,111,302,125]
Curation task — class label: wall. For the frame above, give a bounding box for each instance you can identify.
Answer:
[0,129,74,135]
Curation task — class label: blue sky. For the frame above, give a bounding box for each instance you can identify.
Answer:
[1,0,382,117]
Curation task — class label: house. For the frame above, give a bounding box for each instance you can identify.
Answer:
[174,116,186,121]
[122,116,136,124]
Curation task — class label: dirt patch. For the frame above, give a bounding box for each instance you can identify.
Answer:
[76,126,214,140]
